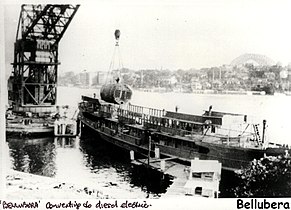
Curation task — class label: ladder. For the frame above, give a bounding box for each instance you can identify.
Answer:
[253,124,261,144]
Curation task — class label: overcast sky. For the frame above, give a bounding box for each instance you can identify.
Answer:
[4,0,291,76]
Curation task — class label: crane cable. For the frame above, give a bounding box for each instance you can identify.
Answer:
[105,29,123,84]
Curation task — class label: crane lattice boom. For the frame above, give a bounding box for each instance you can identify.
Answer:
[9,4,79,114]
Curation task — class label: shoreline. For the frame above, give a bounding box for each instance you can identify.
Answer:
[6,169,110,199]
[58,85,291,96]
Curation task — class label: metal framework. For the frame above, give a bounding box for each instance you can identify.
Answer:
[10,4,79,113]
[231,53,275,66]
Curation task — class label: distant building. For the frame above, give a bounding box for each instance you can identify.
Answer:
[231,53,275,66]
[79,71,90,86]
[161,75,178,85]
[191,80,202,90]
[96,71,107,85]
[265,72,276,81]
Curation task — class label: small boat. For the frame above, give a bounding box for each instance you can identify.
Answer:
[251,84,274,95]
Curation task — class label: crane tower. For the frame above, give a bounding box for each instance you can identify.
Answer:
[9,4,79,115]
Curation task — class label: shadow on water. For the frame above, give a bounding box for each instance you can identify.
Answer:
[7,129,239,197]
[7,137,57,177]
[7,129,173,197]
[219,169,240,198]
[79,128,173,197]
[129,165,173,197]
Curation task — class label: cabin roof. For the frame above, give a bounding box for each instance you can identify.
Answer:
[162,116,222,127]
[203,110,245,117]
[81,96,101,105]
[162,116,204,125]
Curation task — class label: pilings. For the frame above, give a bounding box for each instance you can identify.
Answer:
[54,119,77,137]
[130,150,135,160]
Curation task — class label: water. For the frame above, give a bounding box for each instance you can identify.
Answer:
[7,133,172,198]
[7,87,291,198]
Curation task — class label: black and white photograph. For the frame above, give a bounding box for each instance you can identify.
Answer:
[2,0,291,207]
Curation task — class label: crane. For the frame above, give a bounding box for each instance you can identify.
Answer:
[9,4,80,115]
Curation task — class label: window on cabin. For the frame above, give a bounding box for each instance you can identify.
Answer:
[195,187,202,195]
[136,129,140,137]
[180,122,184,128]
[186,123,192,131]
[164,137,171,146]
[211,125,215,133]
[115,90,121,97]
[181,141,186,147]
[202,172,214,180]
[169,139,175,147]
[163,138,168,146]
[182,123,187,130]
[185,141,189,147]
[137,130,140,137]
[174,140,179,148]
[130,128,135,136]
[188,142,195,148]
[192,172,202,178]
[121,91,125,100]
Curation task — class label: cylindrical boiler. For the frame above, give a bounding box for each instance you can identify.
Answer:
[100,83,132,104]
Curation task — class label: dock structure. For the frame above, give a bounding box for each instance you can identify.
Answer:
[132,156,221,198]
[54,119,77,137]
[184,159,221,198]
[54,106,79,137]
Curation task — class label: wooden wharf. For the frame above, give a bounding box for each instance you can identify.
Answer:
[132,156,221,198]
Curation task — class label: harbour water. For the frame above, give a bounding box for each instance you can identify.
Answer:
[7,134,172,198]
[6,86,291,198]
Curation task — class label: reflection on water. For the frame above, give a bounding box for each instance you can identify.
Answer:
[8,137,56,177]
[79,130,173,197]
[7,132,173,198]
[7,86,286,198]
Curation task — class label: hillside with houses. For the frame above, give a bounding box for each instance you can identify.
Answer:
[58,62,291,95]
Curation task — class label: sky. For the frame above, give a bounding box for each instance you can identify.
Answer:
[3,0,291,76]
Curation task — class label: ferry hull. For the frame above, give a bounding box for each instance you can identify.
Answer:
[78,95,290,171]
[156,142,287,171]
[79,115,149,156]
[78,112,289,171]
